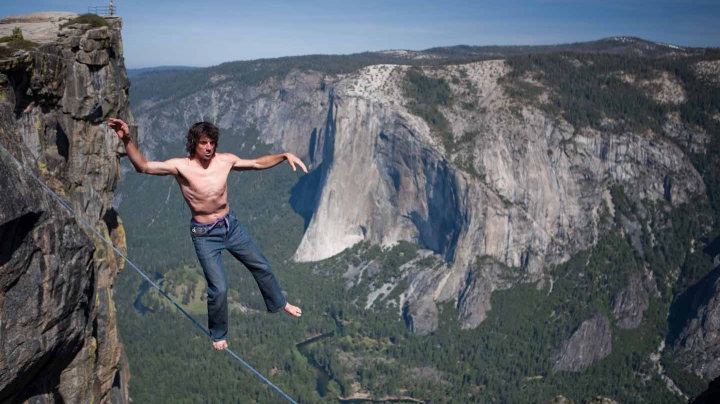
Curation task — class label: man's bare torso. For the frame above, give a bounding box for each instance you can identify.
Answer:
[174,153,233,222]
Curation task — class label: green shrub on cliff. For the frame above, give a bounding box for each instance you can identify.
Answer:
[0,30,38,59]
[60,13,109,29]
[1,27,26,44]
[11,27,23,40]
[403,66,456,152]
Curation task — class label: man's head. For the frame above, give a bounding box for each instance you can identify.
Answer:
[186,122,219,161]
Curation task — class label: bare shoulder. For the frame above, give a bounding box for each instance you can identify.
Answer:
[165,157,187,169]
[217,152,238,159]
[216,152,239,164]
[140,157,185,176]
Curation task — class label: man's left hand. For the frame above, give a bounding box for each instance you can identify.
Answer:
[284,153,308,173]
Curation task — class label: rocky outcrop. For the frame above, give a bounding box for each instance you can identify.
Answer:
[0,13,131,403]
[694,60,720,85]
[552,315,612,373]
[620,70,687,105]
[611,271,658,329]
[402,297,439,336]
[456,258,515,330]
[0,12,78,43]
[670,265,720,381]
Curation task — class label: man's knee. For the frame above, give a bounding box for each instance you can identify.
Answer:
[254,261,272,273]
[208,284,228,299]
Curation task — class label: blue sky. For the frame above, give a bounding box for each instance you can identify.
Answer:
[4,0,720,68]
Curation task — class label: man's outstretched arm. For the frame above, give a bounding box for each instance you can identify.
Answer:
[229,152,308,173]
[109,118,179,176]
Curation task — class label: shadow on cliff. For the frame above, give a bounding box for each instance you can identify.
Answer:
[666,262,720,346]
[2,346,78,403]
[704,235,720,260]
[290,165,323,231]
[692,375,720,404]
[290,91,336,231]
[0,212,40,267]
[406,159,465,262]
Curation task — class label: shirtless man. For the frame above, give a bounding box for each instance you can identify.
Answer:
[109,118,303,350]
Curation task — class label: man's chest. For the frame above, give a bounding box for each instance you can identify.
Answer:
[180,165,231,194]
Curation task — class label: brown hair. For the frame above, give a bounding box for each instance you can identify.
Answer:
[186,122,219,157]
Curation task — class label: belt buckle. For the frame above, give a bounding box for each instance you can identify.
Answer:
[191,226,208,236]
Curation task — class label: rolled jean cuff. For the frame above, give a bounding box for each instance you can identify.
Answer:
[267,295,287,313]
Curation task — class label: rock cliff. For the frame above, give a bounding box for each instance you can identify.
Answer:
[611,271,659,330]
[551,315,612,373]
[0,12,131,403]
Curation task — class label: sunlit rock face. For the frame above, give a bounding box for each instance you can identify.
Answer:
[0,12,131,403]
[552,315,612,373]
[285,62,703,335]
[611,271,659,330]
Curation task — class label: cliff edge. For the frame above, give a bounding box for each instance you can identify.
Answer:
[0,12,132,403]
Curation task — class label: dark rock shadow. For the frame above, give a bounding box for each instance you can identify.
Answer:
[667,264,720,346]
[0,212,41,267]
[290,91,336,231]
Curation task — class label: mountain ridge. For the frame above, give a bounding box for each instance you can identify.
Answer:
[128,36,712,111]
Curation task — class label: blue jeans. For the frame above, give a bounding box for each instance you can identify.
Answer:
[190,210,287,342]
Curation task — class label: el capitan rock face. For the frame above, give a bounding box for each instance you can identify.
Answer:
[0,12,132,403]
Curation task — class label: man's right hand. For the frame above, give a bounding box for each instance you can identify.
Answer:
[108,118,130,142]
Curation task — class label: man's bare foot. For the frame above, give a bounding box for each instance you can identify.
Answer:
[213,340,228,350]
[284,302,302,317]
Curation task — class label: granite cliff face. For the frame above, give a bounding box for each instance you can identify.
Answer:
[313,62,703,335]
[552,315,612,373]
[611,271,659,330]
[0,12,131,403]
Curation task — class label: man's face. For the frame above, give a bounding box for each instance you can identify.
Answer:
[195,135,216,161]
